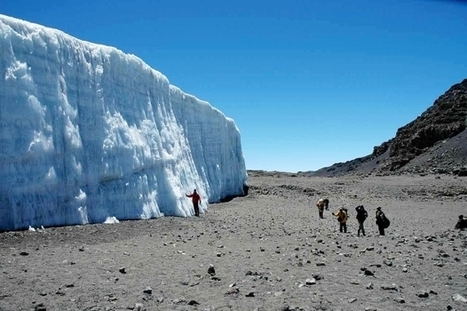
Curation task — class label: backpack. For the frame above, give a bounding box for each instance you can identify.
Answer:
[380,213,390,229]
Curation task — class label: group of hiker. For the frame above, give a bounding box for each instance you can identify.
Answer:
[315,198,466,234]
[185,188,466,233]
[315,198,390,236]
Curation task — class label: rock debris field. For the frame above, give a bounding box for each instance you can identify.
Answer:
[1,173,467,311]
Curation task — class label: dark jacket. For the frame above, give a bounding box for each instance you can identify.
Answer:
[356,206,368,222]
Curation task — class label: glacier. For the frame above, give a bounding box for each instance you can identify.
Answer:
[0,15,248,231]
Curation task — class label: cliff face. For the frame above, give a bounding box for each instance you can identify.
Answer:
[0,15,247,231]
[310,79,467,177]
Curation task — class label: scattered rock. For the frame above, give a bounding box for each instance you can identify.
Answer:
[143,287,152,295]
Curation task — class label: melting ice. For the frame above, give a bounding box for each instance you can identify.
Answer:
[0,15,247,231]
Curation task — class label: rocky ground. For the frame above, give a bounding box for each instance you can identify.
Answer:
[1,173,467,311]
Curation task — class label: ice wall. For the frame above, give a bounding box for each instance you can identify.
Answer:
[0,15,247,231]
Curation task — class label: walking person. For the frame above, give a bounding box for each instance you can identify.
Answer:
[333,208,348,233]
[316,198,328,219]
[455,215,467,229]
[186,189,201,217]
[375,207,389,235]
[355,205,368,236]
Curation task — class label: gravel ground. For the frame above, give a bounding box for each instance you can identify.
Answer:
[1,173,466,311]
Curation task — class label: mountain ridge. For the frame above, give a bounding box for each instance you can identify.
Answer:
[305,78,467,177]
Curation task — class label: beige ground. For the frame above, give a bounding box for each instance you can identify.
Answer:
[1,173,466,311]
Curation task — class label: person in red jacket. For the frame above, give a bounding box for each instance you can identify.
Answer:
[186,189,201,217]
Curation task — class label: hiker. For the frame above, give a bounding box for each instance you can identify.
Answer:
[316,198,329,219]
[455,215,467,230]
[186,189,201,217]
[375,207,389,235]
[355,205,368,236]
[333,208,348,233]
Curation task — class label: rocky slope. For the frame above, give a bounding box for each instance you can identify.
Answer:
[308,78,467,177]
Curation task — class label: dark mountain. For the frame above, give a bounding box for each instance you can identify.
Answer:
[305,78,467,177]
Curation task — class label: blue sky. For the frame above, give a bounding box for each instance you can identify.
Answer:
[2,0,467,172]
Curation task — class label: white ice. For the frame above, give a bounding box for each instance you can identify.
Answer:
[0,15,248,231]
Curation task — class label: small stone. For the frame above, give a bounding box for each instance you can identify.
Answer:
[417,291,429,298]
[188,300,199,305]
[366,283,374,290]
[364,270,374,276]
[348,298,357,303]
[381,284,398,291]
[119,267,126,274]
[394,297,405,303]
[20,251,29,256]
[452,293,467,303]
[245,292,255,297]
[34,303,46,311]
[312,273,323,280]
[143,286,152,295]
[383,260,393,266]
[225,287,239,295]
[207,265,215,276]
[305,278,316,285]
